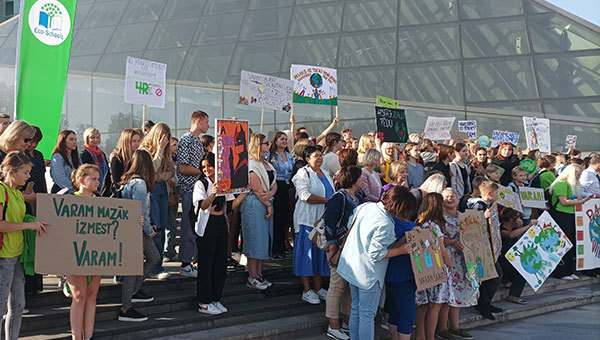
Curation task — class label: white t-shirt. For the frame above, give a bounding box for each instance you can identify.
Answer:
[322,152,341,178]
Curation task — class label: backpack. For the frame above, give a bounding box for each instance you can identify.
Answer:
[528,170,553,209]
[0,183,8,250]
[99,167,113,197]
[189,177,209,226]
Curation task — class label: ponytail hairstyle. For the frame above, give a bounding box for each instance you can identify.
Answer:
[0,151,32,182]
[119,150,155,192]
[71,164,100,191]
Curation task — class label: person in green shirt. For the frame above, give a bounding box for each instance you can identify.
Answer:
[549,164,592,281]
[0,152,48,340]
[537,155,557,190]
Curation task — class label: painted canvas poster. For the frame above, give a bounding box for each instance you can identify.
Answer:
[488,203,502,261]
[215,119,250,196]
[497,185,523,213]
[460,209,498,281]
[375,107,408,143]
[575,199,600,270]
[406,229,448,292]
[238,70,293,112]
[291,64,338,106]
[505,211,572,292]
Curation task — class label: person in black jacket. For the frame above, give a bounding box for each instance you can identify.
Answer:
[491,142,521,186]
[109,129,143,193]
[432,144,454,188]
[80,127,109,193]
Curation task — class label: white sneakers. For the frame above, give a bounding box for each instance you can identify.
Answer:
[561,274,580,281]
[180,264,197,278]
[327,326,350,340]
[155,271,171,280]
[246,276,269,290]
[198,301,228,315]
[302,290,321,304]
[213,301,228,313]
[316,288,327,300]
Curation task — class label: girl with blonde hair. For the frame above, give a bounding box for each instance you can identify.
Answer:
[80,127,109,192]
[380,142,398,183]
[0,120,35,158]
[110,129,142,195]
[357,134,374,165]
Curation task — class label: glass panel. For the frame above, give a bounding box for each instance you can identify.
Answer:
[161,0,207,20]
[397,24,459,63]
[343,0,397,31]
[223,91,275,125]
[0,35,16,66]
[105,22,156,53]
[524,1,550,14]
[99,132,124,158]
[338,66,395,99]
[73,3,93,29]
[70,27,115,56]
[464,58,538,102]
[544,98,600,119]
[95,52,143,75]
[148,19,197,49]
[467,100,542,113]
[133,84,176,128]
[82,1,128,28]
[176,86,222,129]
[0,17,16,36]
[228,38,285,76]
[250,124,278,139]
[404,109,464,136]
[92,77,132,133]
[292,103,332,123]
[193,12,243,44]
[179,44,235,84]
[0,67,15,114]
[204,0,247,14]
[459,0,522,19]
[121,0,165,24]
[465,113,525,144]
[289,3,342,36]
[550,121,600,152]
[461,19,529,58]
[338,100,378,120]
[398,0,457,25]
[397,62,463,105]
[528,13,600,53]
[340,29,396,67]
[239,7,292,40]
[143,49,187,80]
[281,35,338,72]
[249,0,293,10]
[68,55,102,73]
[63,75,92,135]
[537,55,600,99]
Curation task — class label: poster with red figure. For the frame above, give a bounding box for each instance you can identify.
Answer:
[215,119,250,196]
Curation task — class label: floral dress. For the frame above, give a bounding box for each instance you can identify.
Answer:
[415,221,455,305]
[443,214,479,307]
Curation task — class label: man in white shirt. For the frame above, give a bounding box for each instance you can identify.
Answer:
[580,154,600,198]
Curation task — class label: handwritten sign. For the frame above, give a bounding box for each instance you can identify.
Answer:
[423,117,455,140]
[459,209,498,281]
[376,95,400,109]
[522,117,550,153]
[565,135,577,150]
[375,107,407,143]
[216,119,250,196]
[35,194,143,275]
[488,203,502,261]
[291,64,337,106]
[491,130,519,147]
[407,229,448,291]
[498,185,523,213]
[124,56,166,108]
[519,187,546,209]
[575,199,600,270]
[506,211,572,292]
[458,120,477,139]
[239,70,293,112]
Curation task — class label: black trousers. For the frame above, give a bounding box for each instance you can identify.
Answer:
[272,180,290,256]
[196,214,228,304]
[550,210,576,278]
[478,261,503,310]
[500,255,526,298]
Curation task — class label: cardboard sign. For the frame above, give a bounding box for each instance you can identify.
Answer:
[35,194,143,275]
[375,106,408,143]
[450,131,469,141]
[459,209,498,281]
[376,95,400,109]
[488,203,502,261]
[239,70,293,112]
[519,159,537,175]
[565,135,577,150]
[497,186,523,213]
[505,212,572,292]
[458,120,477,139]
[575,199,600,270]
[124,56,166,108]
[216,119,250,196]
[291,64,338,106]
[407,229,448,292]
[423,117,455,140]
[522,117,550,153]
[519,187,547,209]
[491,130,519,147]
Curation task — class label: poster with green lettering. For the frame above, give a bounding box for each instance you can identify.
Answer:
[35,194,143,275]
[376,95,400,109]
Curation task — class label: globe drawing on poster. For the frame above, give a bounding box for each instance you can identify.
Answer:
[291,64,338,106]
[575,199,600,270]
[238,71,293,112]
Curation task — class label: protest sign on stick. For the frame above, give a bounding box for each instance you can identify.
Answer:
[458,120,477,139]
[291,64,337,106]
[375,107,408,143]
[575,199,600,270]
[523,117,550,152]
[565,135,577,150]
[406,229,448,291]
[239,70,293,112]
[423,117,455,140]
[460,209,498,281]
[216,119,250,196]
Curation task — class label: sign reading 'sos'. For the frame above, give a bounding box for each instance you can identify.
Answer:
[28,0,71,46]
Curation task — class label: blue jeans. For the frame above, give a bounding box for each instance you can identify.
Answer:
[349,282,382,340]
[150,181,168,274]
[180,191,196,263]
[164,202,179,258]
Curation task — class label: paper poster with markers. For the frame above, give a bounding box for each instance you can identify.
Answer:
[575,199,600,270]
[505,212,572,292]
[291,64,338,106]
[215,119,250,196]
[239,70,293,112]
[458,120,477,139]
[375,106,408,143]
[406,229,448,292]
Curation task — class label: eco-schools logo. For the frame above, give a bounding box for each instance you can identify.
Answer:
[28,0,71,46]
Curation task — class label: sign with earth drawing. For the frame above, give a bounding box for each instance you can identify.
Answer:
[291,64,338,106]
[239,70,293,112]
[459,209,498,281]
[375,106,408,143]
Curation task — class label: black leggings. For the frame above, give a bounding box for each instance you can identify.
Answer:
[196,215,228,304]
[550,210,576,278]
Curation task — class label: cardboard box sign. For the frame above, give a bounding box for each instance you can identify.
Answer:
[459,209,498,281]
[35,194,143,276]
[406,229,448,292]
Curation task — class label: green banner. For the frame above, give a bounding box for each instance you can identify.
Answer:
[376,95,400,109]
[15,0,77,159]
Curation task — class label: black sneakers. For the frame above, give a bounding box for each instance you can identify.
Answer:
[118,308,148,322]
[131,290,154,303]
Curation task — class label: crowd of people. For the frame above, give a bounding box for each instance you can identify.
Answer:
[0,111,599,340]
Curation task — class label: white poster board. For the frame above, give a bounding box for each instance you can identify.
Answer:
[498,185,523,213]
[523,117,550,153]
[423,117,455,140]
[124,56,166,108]
[519,187,547,209]
[458,120,477,139]
[239,70,293,112]
[290,64,338,106]
[491,130,519,147]
[565,135,577,150]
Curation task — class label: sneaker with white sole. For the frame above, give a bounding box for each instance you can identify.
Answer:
[341,322,349,332]
[246,276,269,290]
[316,288,327,300]
[198,303,222,315]
[131,290,154,303]
[570,274,580,280]
[257,276,272,287]
[154,271,171,280]
[561,275,574,281]
[212,301,228,313]
[180,264,197,278]
[380,318,389,330]
[302,290,320,304]
[327,326,350,340]
[118,308,148,322]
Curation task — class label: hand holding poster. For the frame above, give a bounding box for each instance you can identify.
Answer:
[519,187,546,209]
[565,135,577,150]
[488,203,502,261]
[458,120,477,139]
[459,209,498,281]
[375,107,408,143]
[239,70,293,112]
[491,130,519,147]
[124,56,166,108]
[423,117,455,140]
[35,194,143,275]
[216,119,250,196]
[406,229,448,291]
[575,199,600,270]
[505,211,572,292]
[376,95,400,109]
[497,186,523,213]
[291,64,337,106]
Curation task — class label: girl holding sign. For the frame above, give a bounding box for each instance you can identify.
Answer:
[0,152,48,340]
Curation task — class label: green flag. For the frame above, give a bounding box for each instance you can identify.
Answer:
[15,0,77,159]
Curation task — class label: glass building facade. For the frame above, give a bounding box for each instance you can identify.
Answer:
[0,0,598,152]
